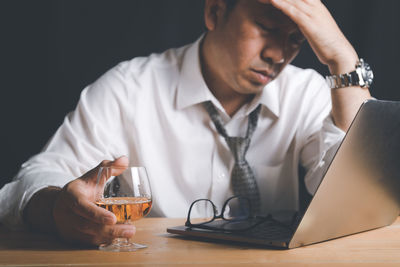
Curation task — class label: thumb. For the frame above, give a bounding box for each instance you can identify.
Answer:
[81,156,129,185]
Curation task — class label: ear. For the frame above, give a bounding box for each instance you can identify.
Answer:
[204,0,228,31]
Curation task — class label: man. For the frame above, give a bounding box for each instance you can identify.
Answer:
[0,0,372,246]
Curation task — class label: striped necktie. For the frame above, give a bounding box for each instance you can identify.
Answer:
[203,101,262,215]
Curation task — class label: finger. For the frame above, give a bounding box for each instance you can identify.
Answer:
[272,0,310,11]
[63,208,103,236]
[111,155,129,169]
[107,156,129,177]
[66,211,136,242]
[93,158,129,202]
[82,156,129,185]
[69,196,117,225]
[270,0,310,23]
[61,186,117,224]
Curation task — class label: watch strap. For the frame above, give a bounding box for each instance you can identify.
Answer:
[325,58,373,89]
[326,71,360,89]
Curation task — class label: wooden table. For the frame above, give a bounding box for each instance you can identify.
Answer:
[1,218,400,266]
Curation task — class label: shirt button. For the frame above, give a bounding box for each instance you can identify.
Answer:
[218,173,226,180]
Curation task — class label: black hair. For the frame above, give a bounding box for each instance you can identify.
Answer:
[225,0,238,13]
[203,0,238,30]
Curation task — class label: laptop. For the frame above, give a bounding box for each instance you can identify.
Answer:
[167,99,400,249]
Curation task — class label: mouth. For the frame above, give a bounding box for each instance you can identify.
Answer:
[250,69,275,85]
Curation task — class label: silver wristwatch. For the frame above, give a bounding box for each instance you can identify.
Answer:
[325,59,374,89]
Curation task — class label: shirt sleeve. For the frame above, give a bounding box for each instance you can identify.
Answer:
[0,63,133,229]
[301,114,346,194]
[298,72,346,195]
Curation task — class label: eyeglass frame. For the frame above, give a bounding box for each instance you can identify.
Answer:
[185,195,251,227]
[185,196,297,233]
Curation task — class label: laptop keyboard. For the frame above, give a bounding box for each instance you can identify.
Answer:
[242,220,294,239]
[193,213,300,241]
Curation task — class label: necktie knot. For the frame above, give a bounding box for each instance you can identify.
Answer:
[225,137,250,164]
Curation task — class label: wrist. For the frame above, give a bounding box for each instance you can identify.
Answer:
[326,58,374,90]
[326,42,359,75]
[327,54,359,75]
[23,186,62,234]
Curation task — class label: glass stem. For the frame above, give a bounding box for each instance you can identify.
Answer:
[113,238,129,246]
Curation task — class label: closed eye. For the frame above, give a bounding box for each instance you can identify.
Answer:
[289,32,306,46]
[255,21,278,33]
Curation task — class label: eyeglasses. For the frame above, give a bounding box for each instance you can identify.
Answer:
[185,196,297,233]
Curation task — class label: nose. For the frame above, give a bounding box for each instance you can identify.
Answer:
[260,38,286,65]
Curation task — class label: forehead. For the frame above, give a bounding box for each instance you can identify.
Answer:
[235,0,297,29]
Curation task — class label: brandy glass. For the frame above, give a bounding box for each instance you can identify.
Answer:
[95,166,152,252]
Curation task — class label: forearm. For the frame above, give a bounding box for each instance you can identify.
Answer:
[23,186,62,234]
[330,86,372,131]
[328,54,372,132]
[264,0,373,132]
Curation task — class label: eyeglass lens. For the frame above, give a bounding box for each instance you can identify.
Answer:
[189,196,252,225]
[222,196,251,221]
[188,199,216,225]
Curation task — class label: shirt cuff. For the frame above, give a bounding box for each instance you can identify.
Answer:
[0,172,73,230]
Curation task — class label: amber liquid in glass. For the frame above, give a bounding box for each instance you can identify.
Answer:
[96,197,152,223]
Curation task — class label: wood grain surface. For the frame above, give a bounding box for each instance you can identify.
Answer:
[1,217,400,266]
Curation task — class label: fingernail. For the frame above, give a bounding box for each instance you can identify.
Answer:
[122,230,135,237]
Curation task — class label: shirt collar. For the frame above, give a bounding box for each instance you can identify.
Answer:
[253,78,280,118]
[176,35,214,110]
[176,34,281,118]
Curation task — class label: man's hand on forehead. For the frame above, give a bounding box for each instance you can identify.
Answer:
[257,0,359,75]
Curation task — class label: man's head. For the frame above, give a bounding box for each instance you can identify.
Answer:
[202,0,305,97]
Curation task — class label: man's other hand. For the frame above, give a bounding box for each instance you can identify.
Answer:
[259,0,359,75]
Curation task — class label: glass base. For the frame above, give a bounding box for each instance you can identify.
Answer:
[99,238,147,252]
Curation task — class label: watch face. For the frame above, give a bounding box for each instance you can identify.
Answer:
[361,61,374,87]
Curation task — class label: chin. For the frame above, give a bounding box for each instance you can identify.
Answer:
[240,81,267,94]
[237,75,269,93]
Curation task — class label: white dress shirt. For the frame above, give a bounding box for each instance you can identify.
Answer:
[0,36,345,228]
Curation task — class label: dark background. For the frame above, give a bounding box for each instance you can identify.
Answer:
[1,0,399,188]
